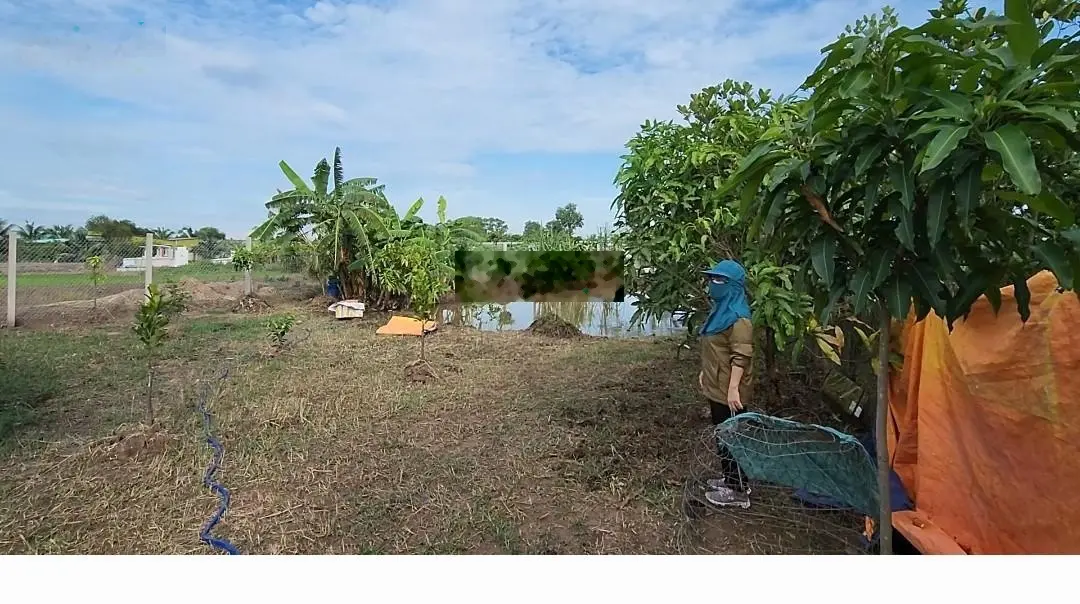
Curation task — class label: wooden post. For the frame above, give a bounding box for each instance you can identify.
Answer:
[6,230,16,327]
[144,233,154,297]
[875,299,893,554]
[244,237,253,296]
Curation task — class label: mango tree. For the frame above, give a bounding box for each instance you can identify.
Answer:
[615,82,770,333]
[724,0,1080,553]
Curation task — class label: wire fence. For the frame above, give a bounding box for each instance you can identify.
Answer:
[2,232,316,328]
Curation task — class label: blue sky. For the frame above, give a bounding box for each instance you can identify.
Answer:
[0,0,940,238]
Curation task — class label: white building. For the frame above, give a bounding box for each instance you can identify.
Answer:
[118,244,191,272]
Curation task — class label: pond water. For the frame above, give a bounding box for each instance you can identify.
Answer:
[438,296,683,338]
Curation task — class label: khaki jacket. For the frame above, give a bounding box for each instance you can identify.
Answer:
[700,317,754,405]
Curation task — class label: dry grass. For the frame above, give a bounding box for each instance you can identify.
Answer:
[0,302,866,554]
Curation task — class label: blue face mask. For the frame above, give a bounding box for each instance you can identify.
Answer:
[708,280,730,301]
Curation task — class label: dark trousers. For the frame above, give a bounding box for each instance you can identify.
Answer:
[709,399,748,491]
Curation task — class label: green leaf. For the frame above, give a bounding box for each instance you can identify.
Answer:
[955,157,983,231]
[1032,38,1067,67]
[889,158,915,209]
[884,275,913,320]
[850,266,873,314]
[983,125,1041,195]
[924,90,975,120]
[1063,228,1080,247]
[1013,273,1032,323]
[958,65,982,93]
[849,36,870,66]
[1023,105,1077,132]
[921,125,970,173]
[985,282,1003,315]
[891,196,915,251]
[811,236,837,286]
[948,269,992,326]
[840,68,873,98]
[762,187,789,236]
[1033,241,1075,289]
[1027,191,1076,227]
[926,180,953,247]
[910,261,947,317]
[868,247,894,290]
[739,167,769,217]
[855,141,886,177]
[864,171,884,216]
[1004,0,1040,66]
[279,161,312,193]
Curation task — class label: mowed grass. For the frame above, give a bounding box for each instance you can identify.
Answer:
[0,309,710,554]
[0,263,294,288]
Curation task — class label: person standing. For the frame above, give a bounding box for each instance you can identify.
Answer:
[697,259,754,508]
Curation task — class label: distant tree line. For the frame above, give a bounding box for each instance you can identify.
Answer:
[451,202,587,244]
[0,215,233,264]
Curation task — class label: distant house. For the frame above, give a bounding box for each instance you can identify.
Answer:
[118,244,191,272]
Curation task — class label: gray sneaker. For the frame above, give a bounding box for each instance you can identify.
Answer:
[705,478,727,490]
[705,486,751,509]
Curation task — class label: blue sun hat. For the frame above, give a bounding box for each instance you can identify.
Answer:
[700,260,751,336]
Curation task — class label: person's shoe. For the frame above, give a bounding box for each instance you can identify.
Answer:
[704,486,751,509]
[705,478,727,490]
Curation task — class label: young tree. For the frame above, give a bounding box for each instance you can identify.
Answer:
[86,255,106,309]
[724,0,1080,553]
[132,284,188,425]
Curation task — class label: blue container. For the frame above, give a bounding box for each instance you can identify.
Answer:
[326,278,342,300]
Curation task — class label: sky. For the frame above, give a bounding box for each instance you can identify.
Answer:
[0,0,942,239]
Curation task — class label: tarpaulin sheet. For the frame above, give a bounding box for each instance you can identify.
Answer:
[375,315,438,336]
[888,271,1080,554]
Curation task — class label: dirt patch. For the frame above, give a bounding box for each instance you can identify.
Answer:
[233,294,271,314]
[527,315,582,338]
[97,427,175,461]
[404,359,439,383]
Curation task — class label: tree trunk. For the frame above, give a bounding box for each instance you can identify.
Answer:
[420,332,426,360]
[875,299,893,555]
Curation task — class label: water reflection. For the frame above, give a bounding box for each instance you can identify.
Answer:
[438,296,680,338]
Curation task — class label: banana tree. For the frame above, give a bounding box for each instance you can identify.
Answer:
[362,195,482,308]
[251,147,387,299]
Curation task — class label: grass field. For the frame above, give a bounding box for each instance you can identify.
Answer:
[0,299,863,554]
[0,262,293,288]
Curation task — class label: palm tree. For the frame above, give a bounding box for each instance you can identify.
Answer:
[251,147,388,299]
[47,224,76,240]
[17,221,46,241]
[177,226,197,238]
[152,227,174,240]
[0,219,9,236]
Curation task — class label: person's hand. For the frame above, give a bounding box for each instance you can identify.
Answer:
[726,387,744,413]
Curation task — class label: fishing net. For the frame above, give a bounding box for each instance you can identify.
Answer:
[679,412,878,555]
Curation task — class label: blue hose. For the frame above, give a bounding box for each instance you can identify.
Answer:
[196,374,240,555]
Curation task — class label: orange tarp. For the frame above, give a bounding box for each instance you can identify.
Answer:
[375,315,438,336]
[888,271,1080,554]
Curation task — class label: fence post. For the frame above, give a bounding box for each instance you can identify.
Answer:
[6,230,16,327]
[144,233,154,297]
[244,237,253,296]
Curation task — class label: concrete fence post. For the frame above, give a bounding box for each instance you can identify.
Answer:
[244,237,253,296]
[144,233,154,297]
[6,230,16,327]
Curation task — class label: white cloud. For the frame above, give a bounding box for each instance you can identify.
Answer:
[0,0,939,233]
